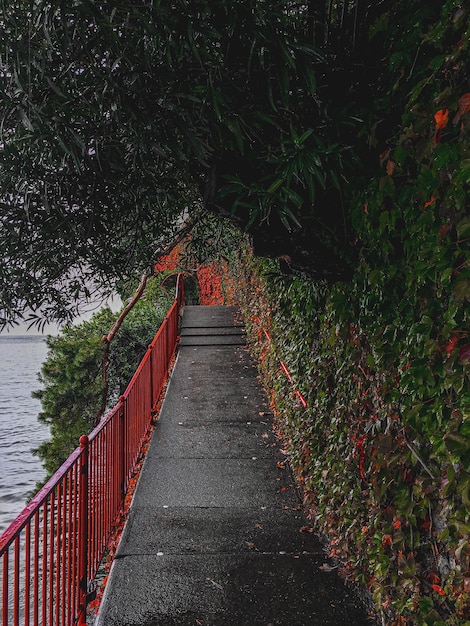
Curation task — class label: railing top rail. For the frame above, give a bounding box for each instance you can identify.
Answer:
[78,272,184,436]
[122,349,152,400]
[123,273,183,399]
[160,271,186,295]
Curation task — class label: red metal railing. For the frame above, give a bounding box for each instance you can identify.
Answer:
[0,275,184,626]
[261,327,307,408]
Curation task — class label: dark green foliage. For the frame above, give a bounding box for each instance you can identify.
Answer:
[33,309,113,475]
[1,0,449,328]
[33,281,172,476]
[106,282,173,405]
[182,215,243,267]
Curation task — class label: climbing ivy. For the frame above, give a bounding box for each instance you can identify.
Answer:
[225,3,470,623]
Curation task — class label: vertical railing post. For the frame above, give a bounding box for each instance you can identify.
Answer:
[77,435,89,625]
[166,313,171,363]
[119,396,126,501]
[162,314,167,366]
[148,345,154,411]
[2,553,9,626]
[178,275,184,317]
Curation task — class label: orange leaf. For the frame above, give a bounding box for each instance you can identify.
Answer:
[424,196,436,208]
[386,160,397,176]
[379,148,391,166]
[300,524,314,533]
[434,108,449,129]
[445,334,459,356]
[432,584,446,596]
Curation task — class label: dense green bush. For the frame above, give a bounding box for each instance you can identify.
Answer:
[33,281,172,477]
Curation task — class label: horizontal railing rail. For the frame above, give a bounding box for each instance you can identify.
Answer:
[0,275,184,626]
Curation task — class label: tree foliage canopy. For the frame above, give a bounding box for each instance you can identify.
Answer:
[0,0,464,326]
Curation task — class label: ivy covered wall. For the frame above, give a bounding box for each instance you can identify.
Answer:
[229,232,468,624]
[221,3,470,624]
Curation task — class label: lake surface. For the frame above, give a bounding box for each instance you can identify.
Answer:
[0,335,50,535]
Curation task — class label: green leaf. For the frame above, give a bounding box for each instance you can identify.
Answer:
[444,431,469,455]
[452,279,470,303]
[457,217,470,240]
[454,160,470,185]
[267,178,284,194]
[303,64,316,94]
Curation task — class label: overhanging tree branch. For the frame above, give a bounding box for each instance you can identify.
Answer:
[94,214,202,425]
[96,272,148,426]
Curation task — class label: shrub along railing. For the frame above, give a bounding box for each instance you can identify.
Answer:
[0,275,184,626]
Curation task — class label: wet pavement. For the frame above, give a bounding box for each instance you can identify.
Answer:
[95,306,373,626]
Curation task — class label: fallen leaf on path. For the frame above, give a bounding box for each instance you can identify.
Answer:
[299,525,314,533]
[206,577,223,590]
[319,563,338,572]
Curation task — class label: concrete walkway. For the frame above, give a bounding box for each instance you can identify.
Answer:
[95,306,371,626]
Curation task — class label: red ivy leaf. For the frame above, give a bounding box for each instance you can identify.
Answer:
[453,93,470,125]
[432,584,446,596]
[299,524,314,533]
[447,335,459,355]
[379,148,391,166]
[440,334,459,356]
[439,224,451,241]
[434,108,449,129]
[424,196,437,208]
[386,160,397,176]
[458,343,470,362]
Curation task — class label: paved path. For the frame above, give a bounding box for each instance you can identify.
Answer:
[95,306,371,626]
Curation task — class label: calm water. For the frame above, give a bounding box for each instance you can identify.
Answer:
[0,335,50,535]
